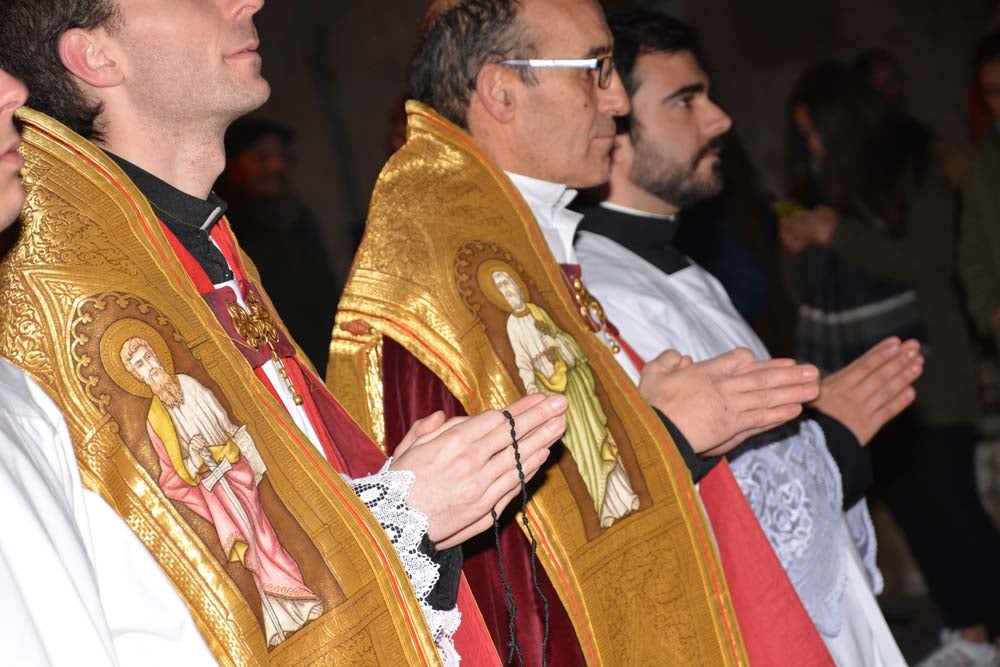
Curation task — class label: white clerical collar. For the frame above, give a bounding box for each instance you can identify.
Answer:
[599,200,676,221]
[506,171,582,264]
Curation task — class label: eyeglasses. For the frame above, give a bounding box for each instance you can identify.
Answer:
[499,56,616,89]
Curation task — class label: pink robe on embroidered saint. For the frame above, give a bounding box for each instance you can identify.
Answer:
[145,373,322,647]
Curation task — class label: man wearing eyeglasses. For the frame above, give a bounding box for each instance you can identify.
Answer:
[331,0,837,664]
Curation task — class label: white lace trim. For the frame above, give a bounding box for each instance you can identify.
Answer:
[346,461,461,666]
[729,418,880,637]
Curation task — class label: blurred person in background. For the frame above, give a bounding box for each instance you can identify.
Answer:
[969,31,1000,144]
[781,60,1000,667]
[216,118,339,374]
[960,31,1000,354]
[854,48,907,112]
[856,47,972,189]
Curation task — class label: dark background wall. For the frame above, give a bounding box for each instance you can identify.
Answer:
[249,0,999,280]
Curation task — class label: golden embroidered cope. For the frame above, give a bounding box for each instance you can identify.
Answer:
[0,108,443,666]
[328,101,749,666]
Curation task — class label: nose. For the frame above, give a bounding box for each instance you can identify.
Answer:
[704,99,732,138]
[0,70,28,116]
[600,69,631,118]
[229,0,264,19]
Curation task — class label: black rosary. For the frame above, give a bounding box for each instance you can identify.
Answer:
[490,409,550,667]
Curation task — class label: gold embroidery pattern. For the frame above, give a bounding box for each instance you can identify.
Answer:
[330,100,748,666]
[363,337,386,452]
[72,293,186,413]
[456,241,525,317]
[565,275,621,355]
[328,318,389,452]
[227,293,302,405]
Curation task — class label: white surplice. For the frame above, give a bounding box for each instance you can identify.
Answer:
[576,219,906,667]
[0,357,214,666]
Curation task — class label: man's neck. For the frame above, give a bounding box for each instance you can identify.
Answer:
[605,174,680,218]
[98,116,226,201]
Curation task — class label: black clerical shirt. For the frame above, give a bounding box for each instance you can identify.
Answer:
[109,154,232,284]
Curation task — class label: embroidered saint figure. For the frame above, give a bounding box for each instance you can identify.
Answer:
[106,322,322,647]
[481,262,640,528]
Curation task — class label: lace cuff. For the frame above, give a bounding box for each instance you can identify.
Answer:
[346,461,461,666]
[730,418,850,636]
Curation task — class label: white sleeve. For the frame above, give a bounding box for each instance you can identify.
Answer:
[0,364,215,666]
[0,434,119,667]
[82,490,217,666]
[346,462,461,667]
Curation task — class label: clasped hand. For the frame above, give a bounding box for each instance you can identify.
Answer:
[389,394,567,549]
[811,337,923,445]
[639,348,820,457]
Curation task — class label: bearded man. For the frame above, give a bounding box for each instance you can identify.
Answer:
[574,11,919,666]
[120,336,323,648]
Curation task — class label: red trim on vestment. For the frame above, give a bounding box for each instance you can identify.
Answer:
[164,215,497,663]
[625,346,834,666]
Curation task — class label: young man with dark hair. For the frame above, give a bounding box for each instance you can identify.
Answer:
[573,10,923,665]
[1,0,121,140]
[0,1,569,664]
[330,0,911,664]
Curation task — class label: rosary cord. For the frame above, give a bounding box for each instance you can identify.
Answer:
[490,507,523,666]
[503,410,550,667]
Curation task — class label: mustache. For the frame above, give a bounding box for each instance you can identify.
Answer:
[691,136,725,167]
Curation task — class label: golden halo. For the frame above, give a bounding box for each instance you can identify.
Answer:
[477,259,530,314]
[99,318,176,398]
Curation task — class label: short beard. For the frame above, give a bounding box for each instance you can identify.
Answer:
[149,368,184,407]
[630,133,725,210]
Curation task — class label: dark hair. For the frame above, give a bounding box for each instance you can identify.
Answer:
[409,0,536,129]
[974,30,1000,75]
[0,0,121,140]
[786,60,930,236]
[606,9,701,97]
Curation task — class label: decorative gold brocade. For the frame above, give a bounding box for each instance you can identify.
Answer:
[1,109,441,666]
[227,293,303,405]
[329,102,748,666]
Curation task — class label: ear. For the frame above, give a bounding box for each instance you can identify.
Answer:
[473,63,517,124]
[59,28,124,89]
